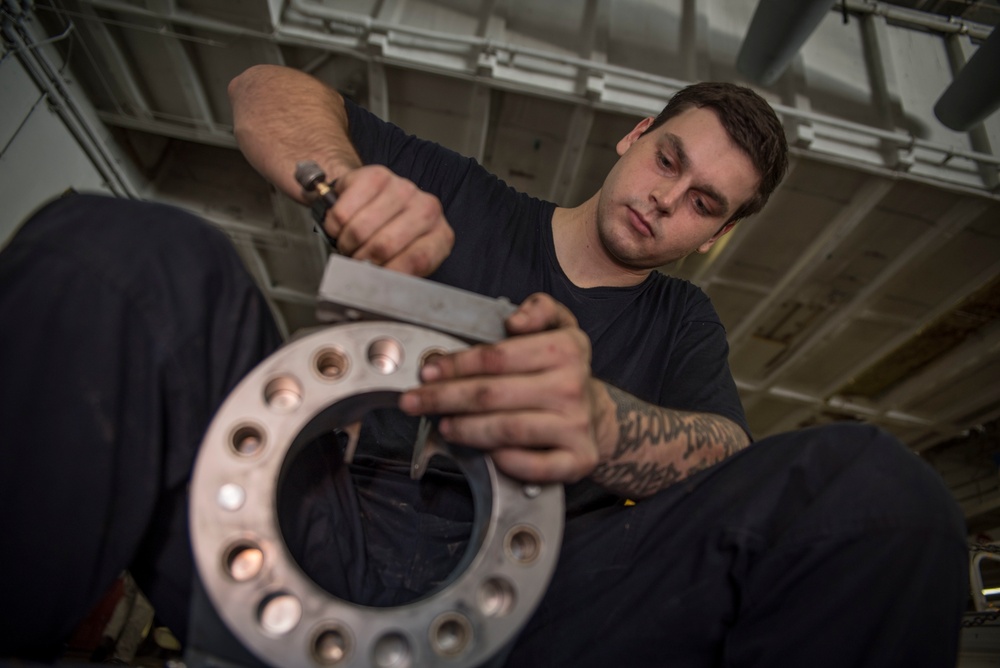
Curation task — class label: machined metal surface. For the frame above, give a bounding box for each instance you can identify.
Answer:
[316,253,518,345]
[190,321,564,668]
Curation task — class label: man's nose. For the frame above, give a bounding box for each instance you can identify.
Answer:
[650,180,683,215]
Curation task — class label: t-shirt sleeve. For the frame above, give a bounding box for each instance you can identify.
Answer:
[342,97,478,212]
[661,288,751,440]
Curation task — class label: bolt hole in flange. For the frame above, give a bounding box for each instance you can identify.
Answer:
[373,631,412,668]
[224,542,264,582]
[419,347,448,369]
[257,592,302,636]
[505,525,542,564]
[265,376,304,412]
[216,483,246,512]
[477,577,516,618]
[312,627,352,665]
[231,424,265,457]
[367,337,403,374]
[316,347,350,380]
[429,612,473,657]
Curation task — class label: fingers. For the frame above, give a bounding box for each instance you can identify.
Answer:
[374,221,455,277]
[418,328,591,386]
[324,165,405,242]
[326,165,454,277]
[403,364,588,416]
[433,405,597,484]
[440,409,593,459]
[397,327,600,484]
[505,293,579,336]
[491,446,593,484]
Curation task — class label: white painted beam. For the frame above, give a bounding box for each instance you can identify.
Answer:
[59,0,1000,195]
[859,12,914,170]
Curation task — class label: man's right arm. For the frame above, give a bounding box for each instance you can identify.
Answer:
[228,64,453,276]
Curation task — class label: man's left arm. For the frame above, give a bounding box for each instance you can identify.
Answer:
[588,384,749,498]
[399,293,749,500]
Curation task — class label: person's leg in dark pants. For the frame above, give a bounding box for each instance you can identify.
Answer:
[0,193,282,659]
[507,423,968,668]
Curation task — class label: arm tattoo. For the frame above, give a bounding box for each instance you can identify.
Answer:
[591,385,748,497]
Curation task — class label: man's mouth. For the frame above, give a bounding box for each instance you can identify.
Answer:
[627,207,654,237]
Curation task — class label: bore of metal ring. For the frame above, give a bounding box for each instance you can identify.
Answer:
[190,322,565,668]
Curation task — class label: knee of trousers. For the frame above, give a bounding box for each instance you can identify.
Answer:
[761,422,966,541]
[11,192,244,287]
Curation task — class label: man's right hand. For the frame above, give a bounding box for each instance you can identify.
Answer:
[228,65,453,277]
[325,165,454,277]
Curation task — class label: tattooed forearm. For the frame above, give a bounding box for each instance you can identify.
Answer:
[590,384,749,498]
[608,385,744,461]
[591,460,683,498]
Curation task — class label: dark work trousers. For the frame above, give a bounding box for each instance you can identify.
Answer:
[0,193,282,658]
[0,194,968,666]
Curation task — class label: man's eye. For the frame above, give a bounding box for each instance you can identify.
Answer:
[658,154,672,169]
[693,198,709,215]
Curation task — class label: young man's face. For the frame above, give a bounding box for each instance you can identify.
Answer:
[596,106,760,269]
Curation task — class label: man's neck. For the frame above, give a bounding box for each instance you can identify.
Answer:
[551,195,651,289]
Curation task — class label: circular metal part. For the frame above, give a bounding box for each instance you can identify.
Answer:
[217,483,246,511]
[230,424,265,457]
[372,632,411,668]
[314,347,349,380]
[477,577,516,618]
[312,627,352,665]
[264,376,303,412]
[190,322,564,668]
[366,337,403,374]
[419,347,448,369]
[505,525,542,564]
[259,593,303,635]
[429,612,473,657]
[225,542,264,582]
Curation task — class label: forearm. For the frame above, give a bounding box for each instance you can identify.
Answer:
[228,64,362,201]
[590,382,750,499]
[229,65,454,276]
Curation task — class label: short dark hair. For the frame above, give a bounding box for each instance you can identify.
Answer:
[644,82,788,223]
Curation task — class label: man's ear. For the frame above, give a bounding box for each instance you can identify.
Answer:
[616,117,655,156]
[697,221,737,254]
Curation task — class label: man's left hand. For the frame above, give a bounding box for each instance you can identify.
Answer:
[398,293,609,483]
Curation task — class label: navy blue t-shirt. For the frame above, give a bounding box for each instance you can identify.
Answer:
[343,98,748,513]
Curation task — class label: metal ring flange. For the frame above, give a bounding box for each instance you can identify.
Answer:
[190,322,564,668]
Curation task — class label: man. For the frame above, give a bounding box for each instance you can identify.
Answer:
[0,64,966,666]
[229,66,774,500]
